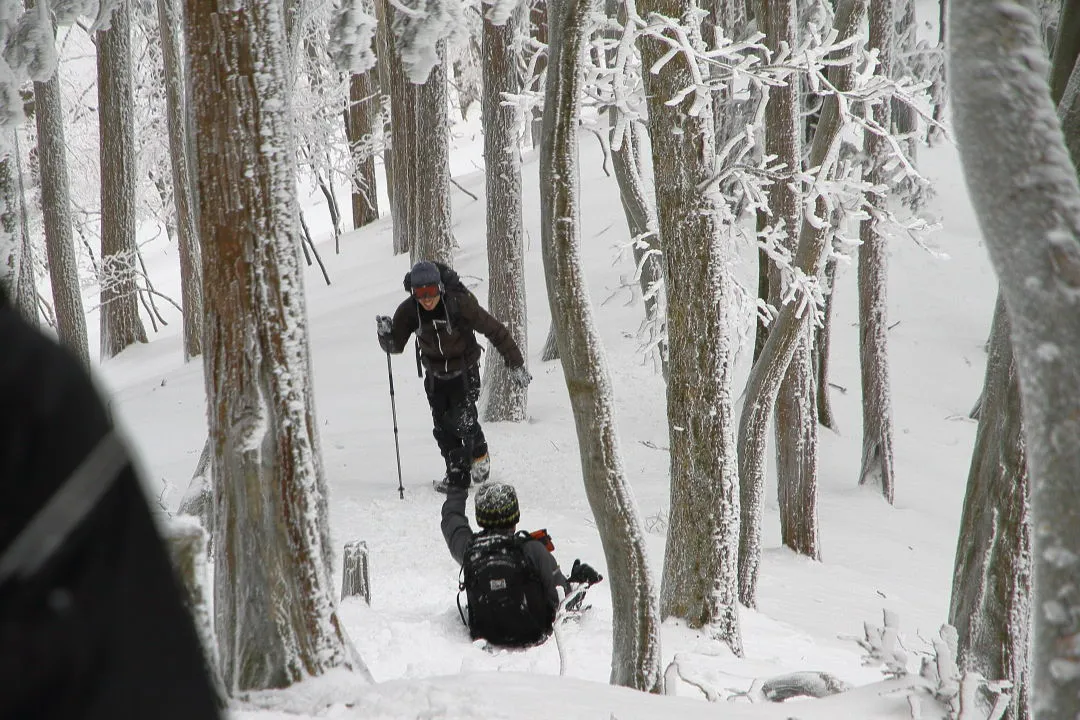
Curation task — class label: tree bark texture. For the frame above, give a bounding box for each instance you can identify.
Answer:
[738,0,864,607]
[951,0,1080,714]
[35,72,89,367]
[814,251,839,429]
[540,319,559,360]
[157,0,203,360]
[949,296,1031,720]
[540,0,663,691]
[610,119,667,376]
[0,130,34,322]
[184,0,363,691]
[479,3,528,423]
[346,69,381,229]
[637,0,742,656]
[374,0,395,211]
[1049,0,1080,105]
[97,3,148,360]
[757,0,819,564]
[604,0,666,377]
[856,0,896,504]
[379,9,454,265]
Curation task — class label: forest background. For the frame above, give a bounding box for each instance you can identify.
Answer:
[1,0,1078,716]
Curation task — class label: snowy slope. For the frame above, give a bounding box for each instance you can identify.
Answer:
[92,84,997,715]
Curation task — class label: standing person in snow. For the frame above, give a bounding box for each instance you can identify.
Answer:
[376,260,532,491]
[0,286,223,719]
[441,478,603,646]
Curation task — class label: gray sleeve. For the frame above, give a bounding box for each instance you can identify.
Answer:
[522,540,570,609]
[440,487,474,565]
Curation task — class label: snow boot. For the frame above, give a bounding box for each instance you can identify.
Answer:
[471,453,490,484]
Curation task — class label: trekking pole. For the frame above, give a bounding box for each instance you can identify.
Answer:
[385,351,405,499]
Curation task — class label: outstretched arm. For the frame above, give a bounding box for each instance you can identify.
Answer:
[440,487,474,565]
[460,293,524,367]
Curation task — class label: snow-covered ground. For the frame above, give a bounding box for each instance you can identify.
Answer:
[89,98,996,716]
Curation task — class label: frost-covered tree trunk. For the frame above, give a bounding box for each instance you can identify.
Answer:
[892,0,917,143]
[951,0,1080,714]
[756,0,819,563]
[379,2,455,265]
[610,118,666,376]
[11,136,35,324]
[0,147,32,320]
[1049,0,1080,104]
[949,296,1031,720]
[346,68,381,228]
[184,0,365,692]
[638,0,742,655]
[856,0,896,504]
[540,0,662,691]
[406,53,454,265]
[739,0,863,607]
[97,3,148,359]
[603,0,665,376]
[35,71,88,366]
[479,0,528,422]
[814,250,839,429]
[157,0,203,360]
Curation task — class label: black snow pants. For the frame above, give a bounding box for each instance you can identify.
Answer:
[425,363,487,478]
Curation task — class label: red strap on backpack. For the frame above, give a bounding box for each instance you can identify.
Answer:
[529,528,554,552]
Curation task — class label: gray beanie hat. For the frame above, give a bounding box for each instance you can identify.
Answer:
[409,261,441,290]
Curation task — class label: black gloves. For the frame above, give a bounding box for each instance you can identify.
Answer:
[447,467,471,490]
[569,560,603,586]
[376,315,394,353]
[508,365,532,388]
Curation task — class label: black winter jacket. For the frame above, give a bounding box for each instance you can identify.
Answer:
[440,487,569,612]
[384,285,524,376]
[0,289,222,720]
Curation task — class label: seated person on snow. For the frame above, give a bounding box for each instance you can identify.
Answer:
[376,260,532,491]
[440,477,603,647]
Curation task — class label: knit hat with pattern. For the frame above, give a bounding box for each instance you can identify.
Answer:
[474,481,520,529]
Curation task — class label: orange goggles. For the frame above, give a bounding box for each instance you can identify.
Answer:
[413,284,441,300]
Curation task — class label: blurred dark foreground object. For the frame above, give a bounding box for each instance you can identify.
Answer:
[0,286,223,720]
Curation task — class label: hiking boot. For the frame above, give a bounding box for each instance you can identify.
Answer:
[471,453,490,484]
[434,467,470,494]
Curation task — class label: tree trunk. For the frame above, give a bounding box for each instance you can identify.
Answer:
[605,0,666,377]
[184,0,366,691]
[373,0,394,213]
[540,319,559,360]
[540,0,662,692]
[346,69,381,229]
[949,295,1031,720]
[529,0,549,146]
[157,0,203,360]
[380,7,454,265]
[951,0,1080,713]
[814,250,839,430]
[35,70,88,366]
[13,135,35,325]
[856,0,896,504]
[97,3,148,360]
[638,0,742,656]
[756,0,819,563]
[1049,0,1080,105]
[739,0,864,607]
[479,2,528,423]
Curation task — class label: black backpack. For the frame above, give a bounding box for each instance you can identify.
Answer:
[459,532,552,646]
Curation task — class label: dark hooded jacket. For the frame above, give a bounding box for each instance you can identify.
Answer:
[0,287,222,719]
[385,264,524,375]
